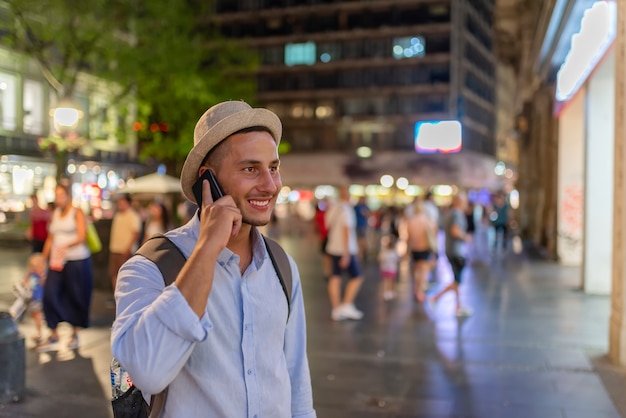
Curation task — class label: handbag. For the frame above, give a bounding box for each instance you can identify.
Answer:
[86,222,102,253]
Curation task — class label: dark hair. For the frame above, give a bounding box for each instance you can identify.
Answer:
[120,194,132,204]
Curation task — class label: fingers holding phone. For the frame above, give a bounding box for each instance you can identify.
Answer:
[192,170,242,249]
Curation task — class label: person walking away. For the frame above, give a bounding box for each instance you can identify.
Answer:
[111,100,316,417]
[142,201,170,243]
[39,184,93,351]
[378,235,400,301]
[314,197,332,279]
[429,194,472,317]
[325,185,365,321]
[354,196,370,262]
[491,192,510,252]
[26,193,51,253]
[406,199,437,303]
[109,194,142,293]
[465,201,476,261]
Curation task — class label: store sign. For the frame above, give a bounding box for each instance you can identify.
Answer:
[556,1,616,102]
[414,120,462,153]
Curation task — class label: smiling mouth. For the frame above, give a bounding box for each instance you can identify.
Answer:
[249,199,271,208]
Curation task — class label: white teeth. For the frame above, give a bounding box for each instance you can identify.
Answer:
[250,200,269,206]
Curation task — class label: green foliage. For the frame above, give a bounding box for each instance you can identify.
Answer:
[2,0,258,172]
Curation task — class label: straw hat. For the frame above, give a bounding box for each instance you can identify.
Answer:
[180,100,282,203]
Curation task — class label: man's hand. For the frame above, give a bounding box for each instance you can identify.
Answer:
[196,178,242,254]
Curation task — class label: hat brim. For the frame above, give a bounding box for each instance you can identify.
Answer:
[180,108,282,203]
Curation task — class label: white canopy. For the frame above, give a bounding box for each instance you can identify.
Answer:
[119,173,182,195]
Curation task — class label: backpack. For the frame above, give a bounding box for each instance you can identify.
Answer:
[111,233,293,418]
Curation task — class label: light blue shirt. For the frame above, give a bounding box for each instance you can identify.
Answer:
[111,214,316,418]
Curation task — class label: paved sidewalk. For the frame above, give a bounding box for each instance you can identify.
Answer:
[0,228,625,417]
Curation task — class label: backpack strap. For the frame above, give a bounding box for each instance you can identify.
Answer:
[262,235,293,319]
[134,234,186,418]
[135,234,187,286]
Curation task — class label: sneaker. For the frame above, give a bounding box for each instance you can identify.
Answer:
[37,337,59,352]
[341,304,364,320]
[456,307,473,317]
[68,335,79,350]
[331,306,347,321]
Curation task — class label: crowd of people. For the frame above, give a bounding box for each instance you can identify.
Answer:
[313,188,513,319]
[12,185,176,352]
[10,100,514,417]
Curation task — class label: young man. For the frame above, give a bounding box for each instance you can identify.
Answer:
[111,101,316,417]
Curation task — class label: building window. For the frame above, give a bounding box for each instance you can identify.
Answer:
[392,36,426,60]
[285,42,316,67]
[0,72,17,131]
[23,80,44,135]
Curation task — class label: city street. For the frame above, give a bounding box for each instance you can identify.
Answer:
[0,226,625,417]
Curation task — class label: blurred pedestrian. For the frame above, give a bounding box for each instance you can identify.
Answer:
[325,185,365,321]
[491,192,510,251]
[314,197,332,279]
[354,196,370,262]
[9,252,46,343]
[26,192,51,253]
[429,194,472,317]
[109,194,141,293]
[142,201,170,243]
[39,184,94,351]
[406,199,437,303]
[378,234,400,301]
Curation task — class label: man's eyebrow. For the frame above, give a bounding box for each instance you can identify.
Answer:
[237,159,280,165]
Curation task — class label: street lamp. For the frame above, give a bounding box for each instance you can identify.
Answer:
[41,96,85,182]
[52,97,83,132]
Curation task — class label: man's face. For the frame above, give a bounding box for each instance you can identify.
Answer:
[117,198,130,212]
[215,131,281,227]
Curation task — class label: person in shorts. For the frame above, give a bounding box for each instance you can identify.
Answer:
[325,185,365,321]
[429,194,472,317]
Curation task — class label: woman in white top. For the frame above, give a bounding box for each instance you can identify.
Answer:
[39,184,94,351]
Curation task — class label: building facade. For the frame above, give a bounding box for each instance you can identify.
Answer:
[0,47,140,216]
[211,0,502,191]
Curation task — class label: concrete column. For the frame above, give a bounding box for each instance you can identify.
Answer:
[609,0,626,366]
[583,50,614,295]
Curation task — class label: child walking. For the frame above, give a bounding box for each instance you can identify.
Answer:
[378,235,400,301]
[9,252,46,343]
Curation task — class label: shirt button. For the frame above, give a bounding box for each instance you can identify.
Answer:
[247,369,253,375]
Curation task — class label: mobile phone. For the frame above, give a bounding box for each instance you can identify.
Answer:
[192,169,224,208]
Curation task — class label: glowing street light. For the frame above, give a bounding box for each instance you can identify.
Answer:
[51,97,84,132]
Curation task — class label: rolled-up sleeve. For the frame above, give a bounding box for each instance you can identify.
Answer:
[111,255,213,395]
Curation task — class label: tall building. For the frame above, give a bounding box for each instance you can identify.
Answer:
[211,0,501,192]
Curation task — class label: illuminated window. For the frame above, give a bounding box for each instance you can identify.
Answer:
[392,36,426,59]
[0,72,17,131]
[285,42,316,66]
[23,80,44,135]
